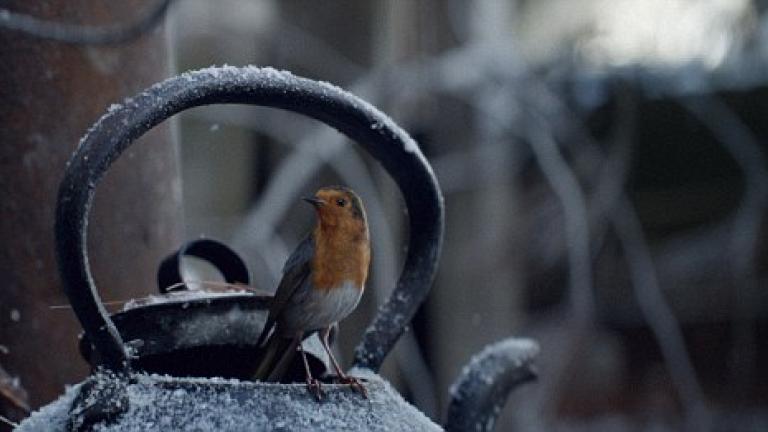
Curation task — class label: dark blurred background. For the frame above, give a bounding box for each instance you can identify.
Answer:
[1,0,768,431]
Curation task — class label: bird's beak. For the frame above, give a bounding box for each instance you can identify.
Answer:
[302,196,324,208]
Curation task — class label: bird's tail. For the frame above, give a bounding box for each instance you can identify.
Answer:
[252,334,300,382]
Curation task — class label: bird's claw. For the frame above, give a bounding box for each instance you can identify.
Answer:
[306,378,324,401]
[338,376,368,399]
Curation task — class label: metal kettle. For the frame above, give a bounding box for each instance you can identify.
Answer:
[17,67,537,431]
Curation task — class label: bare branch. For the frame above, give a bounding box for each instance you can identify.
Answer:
[611,200,711,431]
[525,113,596,427]
[0,363,29,413]
[527,116,595,320]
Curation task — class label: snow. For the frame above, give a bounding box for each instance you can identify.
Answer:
[449,338,539,401]
[122,290,254,311]
[443,338,538,432]
[16,383,82,432]
[17,372,441,431]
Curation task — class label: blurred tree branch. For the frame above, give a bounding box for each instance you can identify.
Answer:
[0,0,174,45]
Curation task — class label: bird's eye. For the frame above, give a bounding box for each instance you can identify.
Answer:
[336,198,347,207]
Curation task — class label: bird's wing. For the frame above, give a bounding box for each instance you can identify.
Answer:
[256,234,314,347]
[281,233,314,274]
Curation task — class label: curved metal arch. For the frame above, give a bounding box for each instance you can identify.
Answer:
[444,338,539,432]
[55,66,444,373]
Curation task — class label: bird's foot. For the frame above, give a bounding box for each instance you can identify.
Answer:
[306,377,324,401]
[337,375,368,399]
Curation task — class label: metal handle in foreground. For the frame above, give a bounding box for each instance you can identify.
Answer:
[444,338,539,432]
[55,66,444,374]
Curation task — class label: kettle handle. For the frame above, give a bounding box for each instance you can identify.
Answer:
[55,67,444,373]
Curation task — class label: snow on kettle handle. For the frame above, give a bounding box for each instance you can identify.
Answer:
[54,66,444,374]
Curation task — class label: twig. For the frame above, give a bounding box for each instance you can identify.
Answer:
[0,414,19,428]
[0,364,30,413]
[49,300,127,310]
[49,280,263,309]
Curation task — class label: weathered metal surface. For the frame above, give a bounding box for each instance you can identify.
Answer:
[17,372,442,431]
[445,338,539,432]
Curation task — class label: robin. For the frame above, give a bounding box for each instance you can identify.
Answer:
[253,185,371,400]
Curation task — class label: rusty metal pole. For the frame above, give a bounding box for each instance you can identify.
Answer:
[0,0,181,419]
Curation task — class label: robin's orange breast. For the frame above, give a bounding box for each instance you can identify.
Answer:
[311,218,370,291]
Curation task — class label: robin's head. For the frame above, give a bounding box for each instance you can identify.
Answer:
[303,186,367,229]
